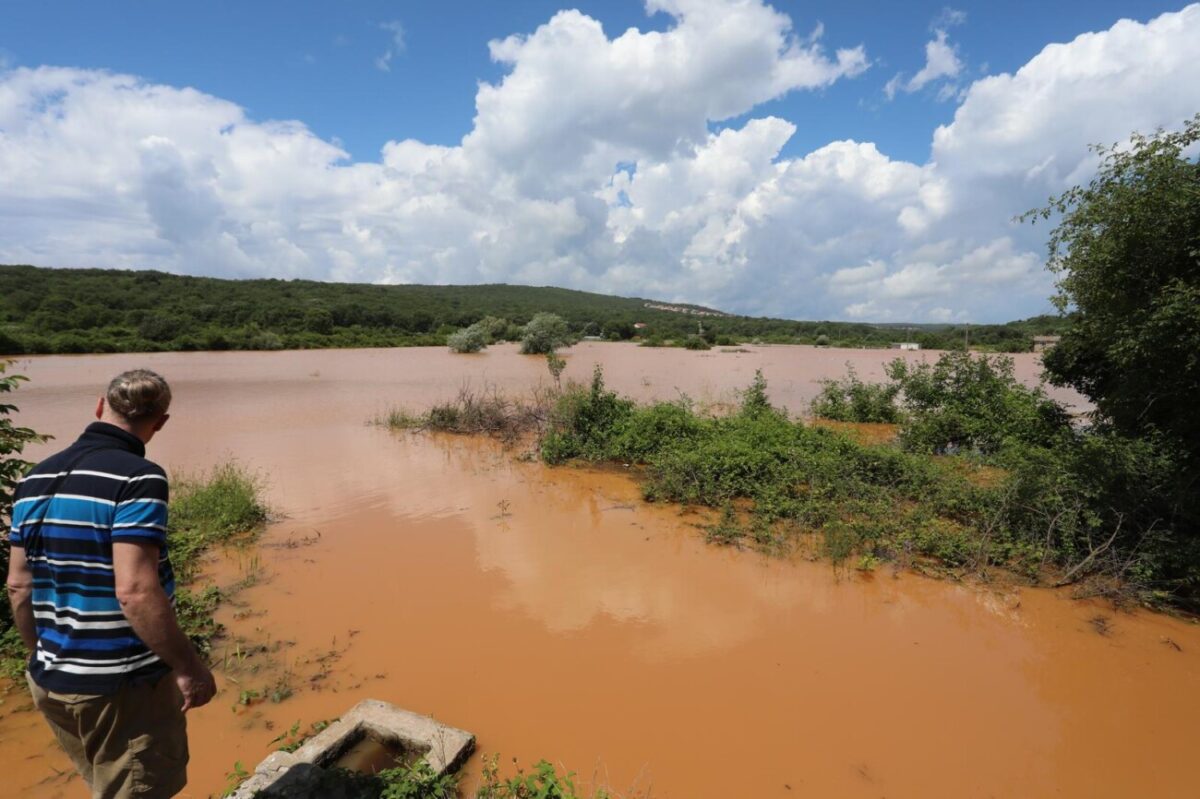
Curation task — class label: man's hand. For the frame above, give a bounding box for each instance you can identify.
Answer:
[175,660,217,712]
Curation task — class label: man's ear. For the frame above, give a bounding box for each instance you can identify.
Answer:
[95,396,105,420]
[152,413,170,433]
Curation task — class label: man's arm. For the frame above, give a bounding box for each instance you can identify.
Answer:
[4,545,37,651]
[112,541,216,711]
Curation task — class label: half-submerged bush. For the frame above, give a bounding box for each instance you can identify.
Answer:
[810,366,901,423]
[541,366,634,463]
[381,386,553,442]
[520,312,572,354]
[888,352,1071,454]
[447,323,488,353]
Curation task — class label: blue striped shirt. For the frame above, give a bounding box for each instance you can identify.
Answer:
[9,422,174,694]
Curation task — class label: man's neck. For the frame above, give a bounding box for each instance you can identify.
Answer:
[98,415,151,445]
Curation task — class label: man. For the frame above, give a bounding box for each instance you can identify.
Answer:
[5,369,216,798]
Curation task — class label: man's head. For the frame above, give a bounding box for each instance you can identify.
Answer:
[96,369,172,443]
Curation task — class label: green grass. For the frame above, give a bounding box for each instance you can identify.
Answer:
[169,462,269,583]
[168,463,269,654]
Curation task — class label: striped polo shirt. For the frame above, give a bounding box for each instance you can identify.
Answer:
[9,422,175,694]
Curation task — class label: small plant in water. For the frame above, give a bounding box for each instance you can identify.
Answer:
[546,351,567,389]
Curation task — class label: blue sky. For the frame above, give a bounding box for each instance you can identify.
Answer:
[1,1,1196,321]
[3,0,1180,163]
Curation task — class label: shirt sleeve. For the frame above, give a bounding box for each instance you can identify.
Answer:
[8,479,29,546]
[111,468,169,545]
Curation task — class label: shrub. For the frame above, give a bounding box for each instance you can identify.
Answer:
[889,352,1071,454]
[810,366,901,423]
[474,316,510,342]
[739,369,777,419]
[610,401,706,463]
[681,334,710,350]
[447,324,488,353]
[541,366,634,463]
[520,313,572,354]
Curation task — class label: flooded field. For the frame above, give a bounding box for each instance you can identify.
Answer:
[2,344,1197,798]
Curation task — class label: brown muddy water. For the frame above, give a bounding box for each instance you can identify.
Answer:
[1,344,1197,799]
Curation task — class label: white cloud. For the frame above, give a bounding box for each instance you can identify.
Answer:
[887,28,964,99]
[375,20,406,72]
[0,1,1198,323]
[933,7,967,30]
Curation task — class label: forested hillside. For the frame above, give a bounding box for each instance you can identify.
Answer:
[0,265,1067,354]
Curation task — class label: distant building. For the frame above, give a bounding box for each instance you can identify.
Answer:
[1032,335,1061,352]
[890,342,921,351]
[633,322,648,330]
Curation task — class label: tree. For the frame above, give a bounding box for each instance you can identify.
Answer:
[1025,116,1200,493]
[520,313,571,354]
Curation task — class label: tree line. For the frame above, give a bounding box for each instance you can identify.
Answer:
[0,264,1066,356]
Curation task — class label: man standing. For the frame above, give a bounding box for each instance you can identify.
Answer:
[5,369,216,798]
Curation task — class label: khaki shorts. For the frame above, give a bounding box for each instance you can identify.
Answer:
[27,671,189,799]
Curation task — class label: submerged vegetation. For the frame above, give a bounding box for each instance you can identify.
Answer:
[383,349,1196,609]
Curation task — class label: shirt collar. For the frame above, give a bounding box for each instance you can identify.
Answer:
[79,422,147,458]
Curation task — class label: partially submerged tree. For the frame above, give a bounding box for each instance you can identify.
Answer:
[520,313,572,355]
[1021,116,1200,598]
[1025,115,1200,529]
[1026,114,1200,456]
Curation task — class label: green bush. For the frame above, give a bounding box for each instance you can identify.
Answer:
[610,401,706,463]
[447,324,488,353]
[520,313,572,354]
[810,366,901,423]
[888,352,1071,454]
[681,334,710,350]
[541,366,634,463]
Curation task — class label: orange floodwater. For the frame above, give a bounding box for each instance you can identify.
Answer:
[2,344,1198,799]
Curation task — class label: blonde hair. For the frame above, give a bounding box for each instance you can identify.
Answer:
[106,369,172,422]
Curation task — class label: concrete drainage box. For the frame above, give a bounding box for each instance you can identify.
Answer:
[231,699,475,798]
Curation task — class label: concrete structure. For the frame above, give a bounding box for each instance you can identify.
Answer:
[230,699,474,798]
[890,342,921,351]
[1032,335,1062,352]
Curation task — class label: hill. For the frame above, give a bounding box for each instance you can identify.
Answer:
[0,264,1066,355]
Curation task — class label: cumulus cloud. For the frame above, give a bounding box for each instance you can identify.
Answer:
[1,0,1199,323]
